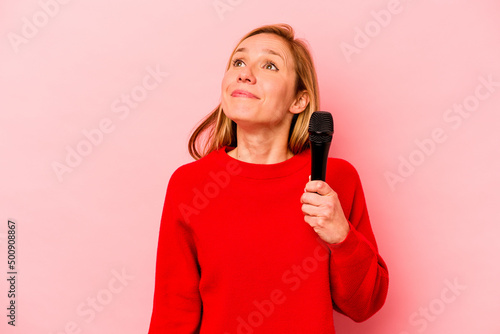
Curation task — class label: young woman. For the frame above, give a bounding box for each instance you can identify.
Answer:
[148,23,388,333]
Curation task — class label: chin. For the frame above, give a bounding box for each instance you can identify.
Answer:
[223,105,256,121]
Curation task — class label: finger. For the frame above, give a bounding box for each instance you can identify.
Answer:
[300,191,323,205]
[304,180,334,196]
[301,193,336,214]
[303,215,328,228]
[301,203,325,217]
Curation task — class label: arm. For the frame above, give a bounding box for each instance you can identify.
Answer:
[301,161,389,322]
[148,174,202,333]
[326,180,389,322]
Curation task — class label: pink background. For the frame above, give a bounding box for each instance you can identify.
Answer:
[1,0,499,333]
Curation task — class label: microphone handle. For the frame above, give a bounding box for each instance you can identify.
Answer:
[310,141,331,181]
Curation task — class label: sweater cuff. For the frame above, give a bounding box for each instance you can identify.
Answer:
[325,222,370,266]
[327,221,357,249]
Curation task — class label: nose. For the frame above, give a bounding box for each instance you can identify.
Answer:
[237,66,255,84]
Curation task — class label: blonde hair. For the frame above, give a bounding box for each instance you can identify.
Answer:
[188,23,320,160]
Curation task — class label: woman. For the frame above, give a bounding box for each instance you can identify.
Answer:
[148,23,388,333]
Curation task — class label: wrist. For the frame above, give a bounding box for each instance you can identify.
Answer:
[328,221,350,245]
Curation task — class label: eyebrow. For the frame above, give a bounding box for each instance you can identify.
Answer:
[234,47,284,61]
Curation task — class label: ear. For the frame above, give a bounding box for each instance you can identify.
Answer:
[289,90,310,114]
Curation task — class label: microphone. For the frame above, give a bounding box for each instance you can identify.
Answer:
[308,111,334,181]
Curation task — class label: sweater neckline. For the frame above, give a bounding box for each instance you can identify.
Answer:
[213,146,310,179]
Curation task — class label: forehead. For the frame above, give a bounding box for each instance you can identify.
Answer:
[238,33,289,48]
[234,33,294,66]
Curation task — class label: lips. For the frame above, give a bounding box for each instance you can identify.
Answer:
[231,89,259,99]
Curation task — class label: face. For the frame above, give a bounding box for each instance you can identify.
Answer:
[221,33,307,133]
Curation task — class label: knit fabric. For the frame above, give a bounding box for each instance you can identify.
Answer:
[148,146,388,333]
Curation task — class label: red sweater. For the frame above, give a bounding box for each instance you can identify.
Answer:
[148,146,388,333]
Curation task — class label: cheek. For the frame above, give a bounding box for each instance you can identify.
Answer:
[221,74,229,92]
[264,81,291,104]
[220,74,232,103]
[222,69,236,87]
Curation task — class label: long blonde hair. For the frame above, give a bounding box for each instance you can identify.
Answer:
[188,23,320,160]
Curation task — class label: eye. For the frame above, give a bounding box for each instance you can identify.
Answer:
[264,61,279,71]
[232,59,245,67]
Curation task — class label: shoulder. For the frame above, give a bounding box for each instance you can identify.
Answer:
[167,151,218,190]
[325,158,362,192]
[327,158,358,176]
[327,158,360,180]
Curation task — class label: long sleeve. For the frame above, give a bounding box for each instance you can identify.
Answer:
[148,171,202,333]
[148,148,388,333]
[326,160,389,322]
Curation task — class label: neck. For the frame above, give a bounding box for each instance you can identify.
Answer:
[227,128,293,164]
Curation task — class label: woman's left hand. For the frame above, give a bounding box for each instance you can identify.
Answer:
[300,178,350,244]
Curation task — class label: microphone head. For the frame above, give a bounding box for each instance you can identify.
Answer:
[308,111,334,143]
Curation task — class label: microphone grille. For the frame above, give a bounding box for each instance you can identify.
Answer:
[308,111,333,143]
